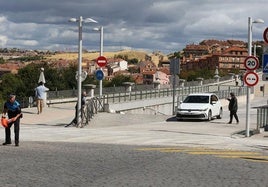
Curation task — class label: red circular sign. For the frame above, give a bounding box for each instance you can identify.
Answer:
[244,71,259,87]
[96,56,107,67]
[244,56,259,71]
[263,27,268,43]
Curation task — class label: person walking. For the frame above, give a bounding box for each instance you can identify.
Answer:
[226,92,239,124]
[35,81,49,114]
[2,94,22,146]
[65,91,87,127]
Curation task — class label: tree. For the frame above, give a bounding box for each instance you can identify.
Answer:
[62,65,77,89]
[0,73,25,99]
[107,74,134,87]
[17,63,41,96]
[128,58,138,64]
[169,51,181,59]
[0,57,5,64]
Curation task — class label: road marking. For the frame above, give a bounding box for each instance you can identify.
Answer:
[136,147,268,163]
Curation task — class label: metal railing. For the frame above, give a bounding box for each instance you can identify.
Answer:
[255,105,268,131]
[102,85,248,105]
[19,83,248,109]
[19,73,247,108]
[66,97,104,128]
[79,97,104,127]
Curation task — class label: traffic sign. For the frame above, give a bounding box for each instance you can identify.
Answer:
[95,69,104,80]
[262,54,268,74]
[244,71,259,87]
[170,58,180,75]
[244,56,259,71]
[75,71,87,82]
[263,27,268,43]
[96,56,107,67]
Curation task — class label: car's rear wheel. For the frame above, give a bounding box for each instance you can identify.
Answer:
[217,108,223,119]
[207,110,212,121]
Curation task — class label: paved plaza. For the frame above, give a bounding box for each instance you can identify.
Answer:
[1,95,267,152]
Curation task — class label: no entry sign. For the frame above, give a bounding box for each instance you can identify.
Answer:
[244,71,259,87]
[96,56,107,67]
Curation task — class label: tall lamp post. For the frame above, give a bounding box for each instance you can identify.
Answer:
[69,16,97,126]
[246,17,264,137]
[93,26,104,96]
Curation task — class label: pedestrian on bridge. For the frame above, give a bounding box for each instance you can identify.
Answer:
[65,91,87,127]
[226,92,239,124]
[35,81,49,114]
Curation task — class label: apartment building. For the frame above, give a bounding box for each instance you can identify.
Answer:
[181,39,250,72]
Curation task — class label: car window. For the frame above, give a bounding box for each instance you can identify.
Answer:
[183,96,209,103]
[211,95,218,102]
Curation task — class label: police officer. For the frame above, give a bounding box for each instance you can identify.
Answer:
[2,94,22,146]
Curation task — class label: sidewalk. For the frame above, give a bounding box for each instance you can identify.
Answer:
[1,96,268,152]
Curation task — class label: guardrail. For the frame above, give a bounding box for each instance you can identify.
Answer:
[21,77,248,108]
[78,97,104,127]
[102,85,248,105]
[255,105,268,131]
[22,84,247,109]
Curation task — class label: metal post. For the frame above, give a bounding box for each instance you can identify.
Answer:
[246,17,252,137]
[76,16,83,125]
[100,26,103,97]
[172,74,176,115]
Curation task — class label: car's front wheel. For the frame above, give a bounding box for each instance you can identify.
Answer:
[207,110,212,121]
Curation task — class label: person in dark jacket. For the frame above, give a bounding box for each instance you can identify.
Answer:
[65,91,87,127]
[226,92,239,124]
[2,94,22,146]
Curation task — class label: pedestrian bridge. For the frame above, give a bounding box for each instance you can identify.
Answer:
[35,72,267,116]
[47,83,253,116]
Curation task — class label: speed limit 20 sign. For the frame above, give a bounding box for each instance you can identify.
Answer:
[244,56,259,71]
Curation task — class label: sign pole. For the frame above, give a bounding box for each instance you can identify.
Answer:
[170,58,179,115]
[99,26,103,97]
[245,17,252,137]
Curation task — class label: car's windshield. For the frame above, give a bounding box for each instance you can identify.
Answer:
[183,95,209,103]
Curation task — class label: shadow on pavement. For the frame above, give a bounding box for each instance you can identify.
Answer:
[166,116,177,122]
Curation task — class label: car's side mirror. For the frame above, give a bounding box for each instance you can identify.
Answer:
[211,101,217,104]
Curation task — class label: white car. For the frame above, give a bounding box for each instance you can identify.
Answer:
[176,93,223,121]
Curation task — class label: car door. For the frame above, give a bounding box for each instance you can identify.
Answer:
[210,94,221,116]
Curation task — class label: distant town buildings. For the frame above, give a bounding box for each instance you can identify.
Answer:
[0,39,264,86]
[180,39,262,73]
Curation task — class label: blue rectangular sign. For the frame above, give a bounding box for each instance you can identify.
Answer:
[263,54,268,74]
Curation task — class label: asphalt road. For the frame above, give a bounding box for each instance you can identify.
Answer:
[1,95,268,186]
[1,142,268,187]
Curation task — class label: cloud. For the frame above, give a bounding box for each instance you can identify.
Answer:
[0,0,267,54]
[0,35,8,47]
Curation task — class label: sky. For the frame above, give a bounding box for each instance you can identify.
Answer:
[0,0,267,54]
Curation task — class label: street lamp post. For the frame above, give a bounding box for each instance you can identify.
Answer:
[253,44,262,57]
[246,17,264,137]
[69,16,97,126]
[93,26,104,96]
